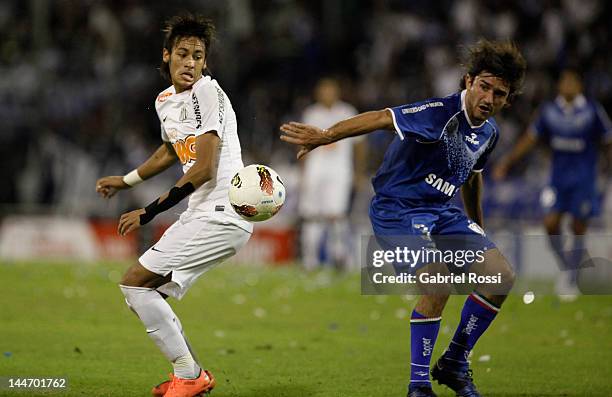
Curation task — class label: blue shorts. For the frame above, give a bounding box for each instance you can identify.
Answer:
[368,197,495,273]
[541,184,600,219]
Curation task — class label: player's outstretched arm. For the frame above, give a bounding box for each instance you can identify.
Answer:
[280,110,394,159]
[117,133,220,236]
[96,142,178,199]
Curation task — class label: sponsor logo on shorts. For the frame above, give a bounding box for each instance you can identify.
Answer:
[467,221,486,236]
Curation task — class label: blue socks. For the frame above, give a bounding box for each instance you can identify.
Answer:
[409,310,441,388]
[442,292,499,366]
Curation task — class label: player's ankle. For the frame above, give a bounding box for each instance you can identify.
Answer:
[173,354,200,379]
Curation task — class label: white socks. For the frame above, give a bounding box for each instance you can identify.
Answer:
[120,285,200,379]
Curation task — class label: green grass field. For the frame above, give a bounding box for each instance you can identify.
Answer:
[1,261,611,396]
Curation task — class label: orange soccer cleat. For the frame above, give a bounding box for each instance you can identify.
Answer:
[151,373,174,397]
[163,370,216,397]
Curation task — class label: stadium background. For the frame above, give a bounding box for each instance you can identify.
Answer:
[1,2,612,396]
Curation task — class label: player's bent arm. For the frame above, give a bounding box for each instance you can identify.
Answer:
[136,142,179,180]
[461,172,484,228]
[138,133,220,226]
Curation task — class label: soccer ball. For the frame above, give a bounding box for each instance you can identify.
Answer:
[228,164,286,222]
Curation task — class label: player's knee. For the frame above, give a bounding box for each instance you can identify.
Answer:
[120,264,145,287]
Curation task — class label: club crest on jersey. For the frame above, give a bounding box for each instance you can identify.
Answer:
[179,105,188,122]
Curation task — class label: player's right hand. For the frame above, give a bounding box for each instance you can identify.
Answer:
[96,176,129,199]
[280,122,332,159]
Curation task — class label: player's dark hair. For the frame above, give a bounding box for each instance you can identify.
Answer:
[460,39,527,102]
[160,14,216,82]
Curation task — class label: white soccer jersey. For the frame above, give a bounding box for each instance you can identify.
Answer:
[300,101,359,216]
[154,76,251,230]
[301,101,359,179]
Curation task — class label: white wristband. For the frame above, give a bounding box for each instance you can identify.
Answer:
[122,169,144,187]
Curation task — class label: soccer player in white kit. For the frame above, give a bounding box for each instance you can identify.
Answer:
[95,15,252,397]
[299,78,360,270]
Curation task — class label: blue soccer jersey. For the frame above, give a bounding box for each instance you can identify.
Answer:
[372,91,499,207]
[368,91,499,271]
[531,95,612,190]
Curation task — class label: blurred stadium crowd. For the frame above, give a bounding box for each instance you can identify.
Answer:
[1,0,611,226]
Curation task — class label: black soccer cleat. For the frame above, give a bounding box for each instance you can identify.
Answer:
[431,358,481,397]
[407,384,438,397]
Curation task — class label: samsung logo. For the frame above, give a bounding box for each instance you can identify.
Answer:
[424,173,456,197]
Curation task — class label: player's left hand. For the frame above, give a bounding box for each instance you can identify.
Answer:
[118,208,146,236]
[280,122,332,159]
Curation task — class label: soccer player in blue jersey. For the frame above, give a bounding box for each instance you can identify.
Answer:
[281,40,526,397]
[494,68,612,299]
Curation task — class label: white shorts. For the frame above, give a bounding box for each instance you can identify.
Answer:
[139,210,252,300]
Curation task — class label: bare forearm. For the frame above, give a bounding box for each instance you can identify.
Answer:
[326,110,394,142]
[461,173,484,227]
[137,143,178,180]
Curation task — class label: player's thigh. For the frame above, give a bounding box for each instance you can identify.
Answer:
[121,262,171,288]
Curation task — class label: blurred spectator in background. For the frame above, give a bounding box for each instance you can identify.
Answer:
[1,0,611,234]
[494,68,612,298]
[298,78,365,270]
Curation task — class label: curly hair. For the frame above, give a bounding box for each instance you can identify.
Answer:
[159,14,216,82]
[460,39,527,102]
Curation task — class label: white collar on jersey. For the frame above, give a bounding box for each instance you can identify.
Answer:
[555,94,586,113]
[461,90,486,129]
